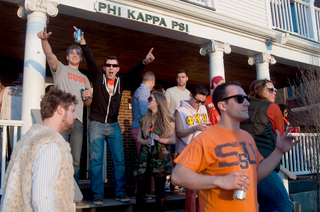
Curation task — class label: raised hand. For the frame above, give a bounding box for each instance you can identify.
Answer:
[276,127,300,154]
[37,27,52,40]
[143,48,155,65]
[73,26,86,45]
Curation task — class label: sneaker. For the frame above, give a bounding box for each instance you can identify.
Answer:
[165,182,170,193]
[145,194,152,200]
[93,196,103,205]
[116,194,130,203]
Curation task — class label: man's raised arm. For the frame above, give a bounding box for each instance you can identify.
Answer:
[37,27,58,71]
[122,48,155,84]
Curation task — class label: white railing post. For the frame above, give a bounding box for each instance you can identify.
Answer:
[306,0,318,39]
[0,120,23,195]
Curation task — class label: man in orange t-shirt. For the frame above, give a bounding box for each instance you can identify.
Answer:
[172,82,299,212]
[205,76,225,126]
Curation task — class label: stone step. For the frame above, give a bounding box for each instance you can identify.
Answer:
[76,191,186,212]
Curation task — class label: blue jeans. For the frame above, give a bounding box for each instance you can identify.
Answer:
[257,171,293,212]
[61,119,83,182]
[88,121,126,198]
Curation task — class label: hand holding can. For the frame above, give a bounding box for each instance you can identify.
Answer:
[81,87,89,101]
[75,29,82,43]
[149,133,155,146]
[233,177,248,200]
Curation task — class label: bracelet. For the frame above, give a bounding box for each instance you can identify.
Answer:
[142,59,150,65]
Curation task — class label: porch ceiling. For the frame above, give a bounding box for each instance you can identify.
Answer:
[0,1,300,92]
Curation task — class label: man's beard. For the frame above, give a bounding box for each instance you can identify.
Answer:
[62,113,74,131]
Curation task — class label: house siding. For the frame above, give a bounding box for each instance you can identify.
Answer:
[218,0,269,27]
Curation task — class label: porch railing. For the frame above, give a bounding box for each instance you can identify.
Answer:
[281,133,320,175]
[270,0,320,41]
[0,120,23,195]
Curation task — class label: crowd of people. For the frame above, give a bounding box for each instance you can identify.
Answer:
[0,26,300,212]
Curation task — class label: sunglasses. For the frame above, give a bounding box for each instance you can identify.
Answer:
[148,96,156,102]
[193,95,206,104]
[265,86,277,93]
[220,94,251,104]
[105,64,119,68]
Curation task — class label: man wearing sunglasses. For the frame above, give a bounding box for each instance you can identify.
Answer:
[77,28,155,205]
[172,82,299,212]
[174,85,209,212]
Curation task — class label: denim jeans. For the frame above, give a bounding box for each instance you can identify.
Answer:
[61,119,83,182]
[88,121,126,198]
[257,170,293,212]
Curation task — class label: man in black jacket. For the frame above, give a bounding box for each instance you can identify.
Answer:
[76,27,155,205]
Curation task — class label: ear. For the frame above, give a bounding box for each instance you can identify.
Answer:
[189,93,192,99]
[217,101,227,113]
[103,66,106,71]
[186,76,189,81]
[56,105,65,115]
[66,55,69,61]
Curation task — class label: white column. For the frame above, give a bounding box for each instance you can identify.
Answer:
[248,53,276,80]
[200,40,231,88]
[18,0,58,136]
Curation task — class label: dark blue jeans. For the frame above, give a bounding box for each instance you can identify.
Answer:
[257,170,293,212]
[88,121,126,198]
[61,119,83,182]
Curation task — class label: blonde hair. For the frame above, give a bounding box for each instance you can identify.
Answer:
[141,91,173,138]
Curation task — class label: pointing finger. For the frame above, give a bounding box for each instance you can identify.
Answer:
[148,47,154,55]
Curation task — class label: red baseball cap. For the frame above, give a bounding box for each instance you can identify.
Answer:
[210,76,224,89]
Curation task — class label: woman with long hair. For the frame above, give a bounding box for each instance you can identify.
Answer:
[135,91,175,212]
[279,104,291,130]
[240,79,293,212]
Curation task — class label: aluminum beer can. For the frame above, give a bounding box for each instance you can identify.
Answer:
[75,29,82,43]
[81,87,89,101]
[150,133,155,146]
[233,189,246,200]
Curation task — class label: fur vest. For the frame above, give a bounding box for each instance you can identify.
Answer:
[1,124,74,212]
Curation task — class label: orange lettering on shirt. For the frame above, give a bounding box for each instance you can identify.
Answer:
[68,72,86,84]
[73,74,78,81]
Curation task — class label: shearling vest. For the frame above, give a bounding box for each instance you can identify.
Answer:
[240,100,280,172]
[1,124,74,212]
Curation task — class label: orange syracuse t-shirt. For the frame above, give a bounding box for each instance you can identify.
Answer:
[175,124,264,212]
